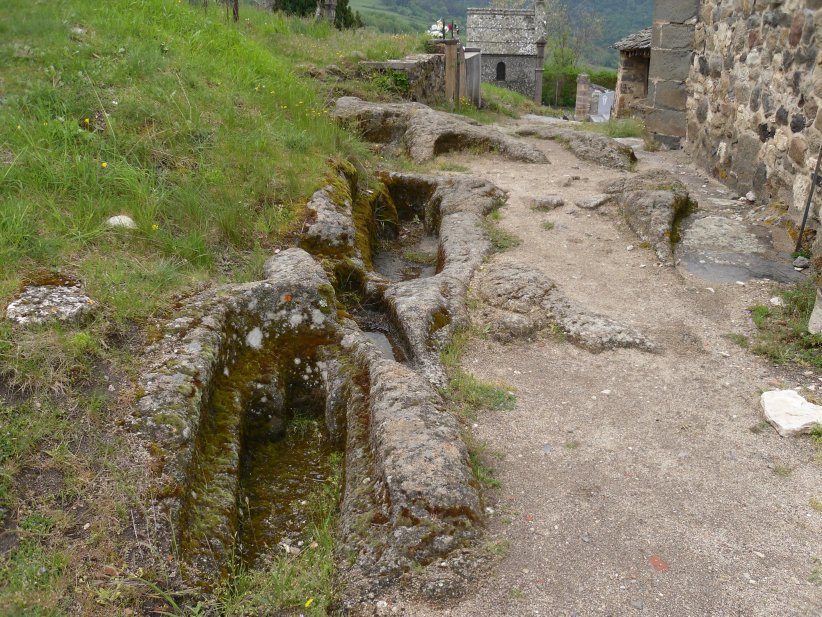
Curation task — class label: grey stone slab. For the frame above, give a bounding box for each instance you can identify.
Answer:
[653,0,699,24]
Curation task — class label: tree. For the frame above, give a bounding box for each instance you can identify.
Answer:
[335,0,364,29]
[273,0,315,17]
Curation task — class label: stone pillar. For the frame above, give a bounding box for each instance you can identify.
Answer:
[645,0,697,149]
[574,74,592,121]
[443,39,459,106]
[810,288,822,335]
[464,48,482,108]
[534,39,546,105]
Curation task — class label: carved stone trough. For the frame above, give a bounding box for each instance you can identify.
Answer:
[134,163,506,603]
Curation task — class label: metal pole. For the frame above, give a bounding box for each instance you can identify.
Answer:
[795,144,822,254]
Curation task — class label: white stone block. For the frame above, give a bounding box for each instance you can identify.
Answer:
[106,214,137,229]
[761,389,822,437]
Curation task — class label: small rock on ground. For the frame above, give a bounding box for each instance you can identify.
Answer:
[792,256,810,269]
[106,214,137,229]
[532,195,565,211]
[761,389,822,436]
[5,283,97,326]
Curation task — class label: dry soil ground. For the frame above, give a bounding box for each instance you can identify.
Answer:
[401,124,822,616]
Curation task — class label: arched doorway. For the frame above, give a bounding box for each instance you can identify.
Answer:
[496,61,506,81]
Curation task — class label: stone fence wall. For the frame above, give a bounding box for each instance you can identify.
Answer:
[361,54,446,105]
[686,0,822,228]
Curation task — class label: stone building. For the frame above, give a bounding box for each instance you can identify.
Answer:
[686,0,822,230]
[315,0,336,21]
[613,28,651,118]
[642,0,822,235]
[640,0,822,323]
[466,1,548,101]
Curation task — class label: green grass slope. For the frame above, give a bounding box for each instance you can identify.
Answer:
[0,0,421,324]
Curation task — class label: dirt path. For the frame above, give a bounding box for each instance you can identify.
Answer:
[402,127,822,616]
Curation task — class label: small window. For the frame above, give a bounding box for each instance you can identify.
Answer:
[496,61,506,81]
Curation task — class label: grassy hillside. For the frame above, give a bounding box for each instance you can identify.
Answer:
[0,0,425,325]
[0,1,422,614]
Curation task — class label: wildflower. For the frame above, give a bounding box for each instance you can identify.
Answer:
[16,125,21,130]
[101,162,108,168]
[152,224,159,231]
[84,118,90,124]
[305,598,314,607]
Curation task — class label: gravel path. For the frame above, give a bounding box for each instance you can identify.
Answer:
[400,127,822,616]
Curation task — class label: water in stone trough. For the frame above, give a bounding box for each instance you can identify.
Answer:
[349,300,410,363]
[179,336,343,577]
[237,405,336,568]
[373,217,439,283]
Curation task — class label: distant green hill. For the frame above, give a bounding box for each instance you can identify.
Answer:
[579,0,652,67]
[351,0,653,67]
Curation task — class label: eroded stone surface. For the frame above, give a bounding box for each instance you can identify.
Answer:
[576,194,613,210]
[303,185,357,253]
[136,248,482,598]
[476,261,654,352]
[532,195,565,211]
[602,169,694,266]
[516,125,637,170]
[600,168,687,195]
[380,173,506,387]
[5,283,97,326]
[334,97,547,164]
[761,390,822,437]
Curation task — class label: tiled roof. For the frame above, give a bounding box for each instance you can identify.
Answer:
[613,27,651,51]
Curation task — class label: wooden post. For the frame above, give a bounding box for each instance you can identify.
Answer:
[443,39,459,107]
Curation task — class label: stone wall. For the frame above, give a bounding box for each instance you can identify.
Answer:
[646,0,699,148]
[466,8,541,55]
[615,53,650,117]
[479,53,536,98]
[361,54,446,105]
[686,0,822,227]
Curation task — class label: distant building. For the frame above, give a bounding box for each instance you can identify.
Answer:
[315,0,336,22]
[466,1,547,102]
[613,28,651,118]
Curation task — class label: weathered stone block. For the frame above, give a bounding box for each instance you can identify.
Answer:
[646,108,687,137]
[653,80,688,111]
[653,0,699,24]
[649,49,694,82]
[656,23,696,50]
